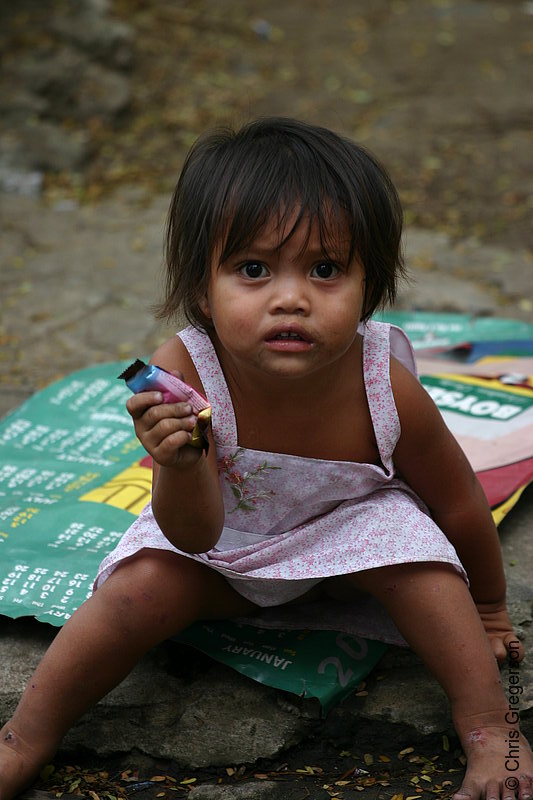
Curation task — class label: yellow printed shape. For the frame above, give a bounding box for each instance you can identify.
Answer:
[80,460,152,516]
[491,484,529,527]
[437,372,533,398]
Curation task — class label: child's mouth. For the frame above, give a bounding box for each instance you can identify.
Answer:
[265,327,313,350]
[273,331,304,340]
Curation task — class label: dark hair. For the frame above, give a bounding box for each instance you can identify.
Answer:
[158,117,405,328]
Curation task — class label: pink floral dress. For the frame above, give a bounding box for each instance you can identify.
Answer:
[95,321,466,645]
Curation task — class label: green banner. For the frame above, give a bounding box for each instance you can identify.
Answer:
[379,311,533,349]
[0,361,147,623]
[178,621,387,716]
[421,375,533,421]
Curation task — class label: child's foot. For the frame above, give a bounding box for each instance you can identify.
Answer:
[453,715,533,800]
[0,723,54,800]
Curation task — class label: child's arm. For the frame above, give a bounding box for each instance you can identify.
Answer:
[126,337,224,553]
[390,357,522,662]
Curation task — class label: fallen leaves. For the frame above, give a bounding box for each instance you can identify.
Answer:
[37,764,129,800]
[35,765,197,800]
[33,741,467,800]
[398,747,415,759]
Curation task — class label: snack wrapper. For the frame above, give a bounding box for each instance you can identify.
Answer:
[118,359,212,452]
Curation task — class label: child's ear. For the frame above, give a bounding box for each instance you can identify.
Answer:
[198,294,212,320]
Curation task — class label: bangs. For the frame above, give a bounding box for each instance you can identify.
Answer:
[215,144,359,266]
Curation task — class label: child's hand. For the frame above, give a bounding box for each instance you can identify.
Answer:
[475,599,524,663]
[126,390,203,469]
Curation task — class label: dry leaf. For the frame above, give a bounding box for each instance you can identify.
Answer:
[398,746,415,758]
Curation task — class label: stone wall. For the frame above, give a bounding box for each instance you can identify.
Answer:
[0,0,134,192]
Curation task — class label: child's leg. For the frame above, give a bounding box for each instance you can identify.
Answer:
[0,550,257,800]
[327,563,533,800]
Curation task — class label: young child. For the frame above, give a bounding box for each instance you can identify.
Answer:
[1,117,532,800]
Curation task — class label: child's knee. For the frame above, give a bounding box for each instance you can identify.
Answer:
[95,551,254,628]
[116,549,183,589]
[96,551,193,627]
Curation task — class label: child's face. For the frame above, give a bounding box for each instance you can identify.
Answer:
[199,208,366,382]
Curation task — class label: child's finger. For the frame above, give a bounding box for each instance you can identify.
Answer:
[141,403,195,432]
[141,411,197,452]
[489,633,524,664]
[152,412,196,440]
[153,429,197,464]
[144,419,203,467]
[504,632,524,662]
[128,394,193,423]
[126,390,164,418]
[490,635,508,664]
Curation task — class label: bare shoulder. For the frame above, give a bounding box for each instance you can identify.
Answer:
[389,355,479,514]
[390,353,461,455]
[149,334,206,396]
[389,355,443,435]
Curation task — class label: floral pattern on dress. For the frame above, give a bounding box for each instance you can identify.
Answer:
[217,448,280,512]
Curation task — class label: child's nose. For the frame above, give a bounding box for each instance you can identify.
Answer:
[270,274,310,314]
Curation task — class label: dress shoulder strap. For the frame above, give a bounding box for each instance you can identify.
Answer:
[176,325,238,447]
[362,320,417,473]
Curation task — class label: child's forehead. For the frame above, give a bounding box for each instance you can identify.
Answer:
[218,202,353,258]
[263,209,349,249]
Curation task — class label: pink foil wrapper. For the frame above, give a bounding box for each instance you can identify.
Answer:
[118,359,211,452]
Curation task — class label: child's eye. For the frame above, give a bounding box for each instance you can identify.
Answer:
[239,262,268,279]
[311,262,339,280]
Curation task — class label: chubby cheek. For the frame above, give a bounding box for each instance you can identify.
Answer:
[203,293,258,347]
[219,311,257,347]
[324,324,360,358]
[319,299,362,343]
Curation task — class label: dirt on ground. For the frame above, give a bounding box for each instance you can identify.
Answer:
[3,1,533,798]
